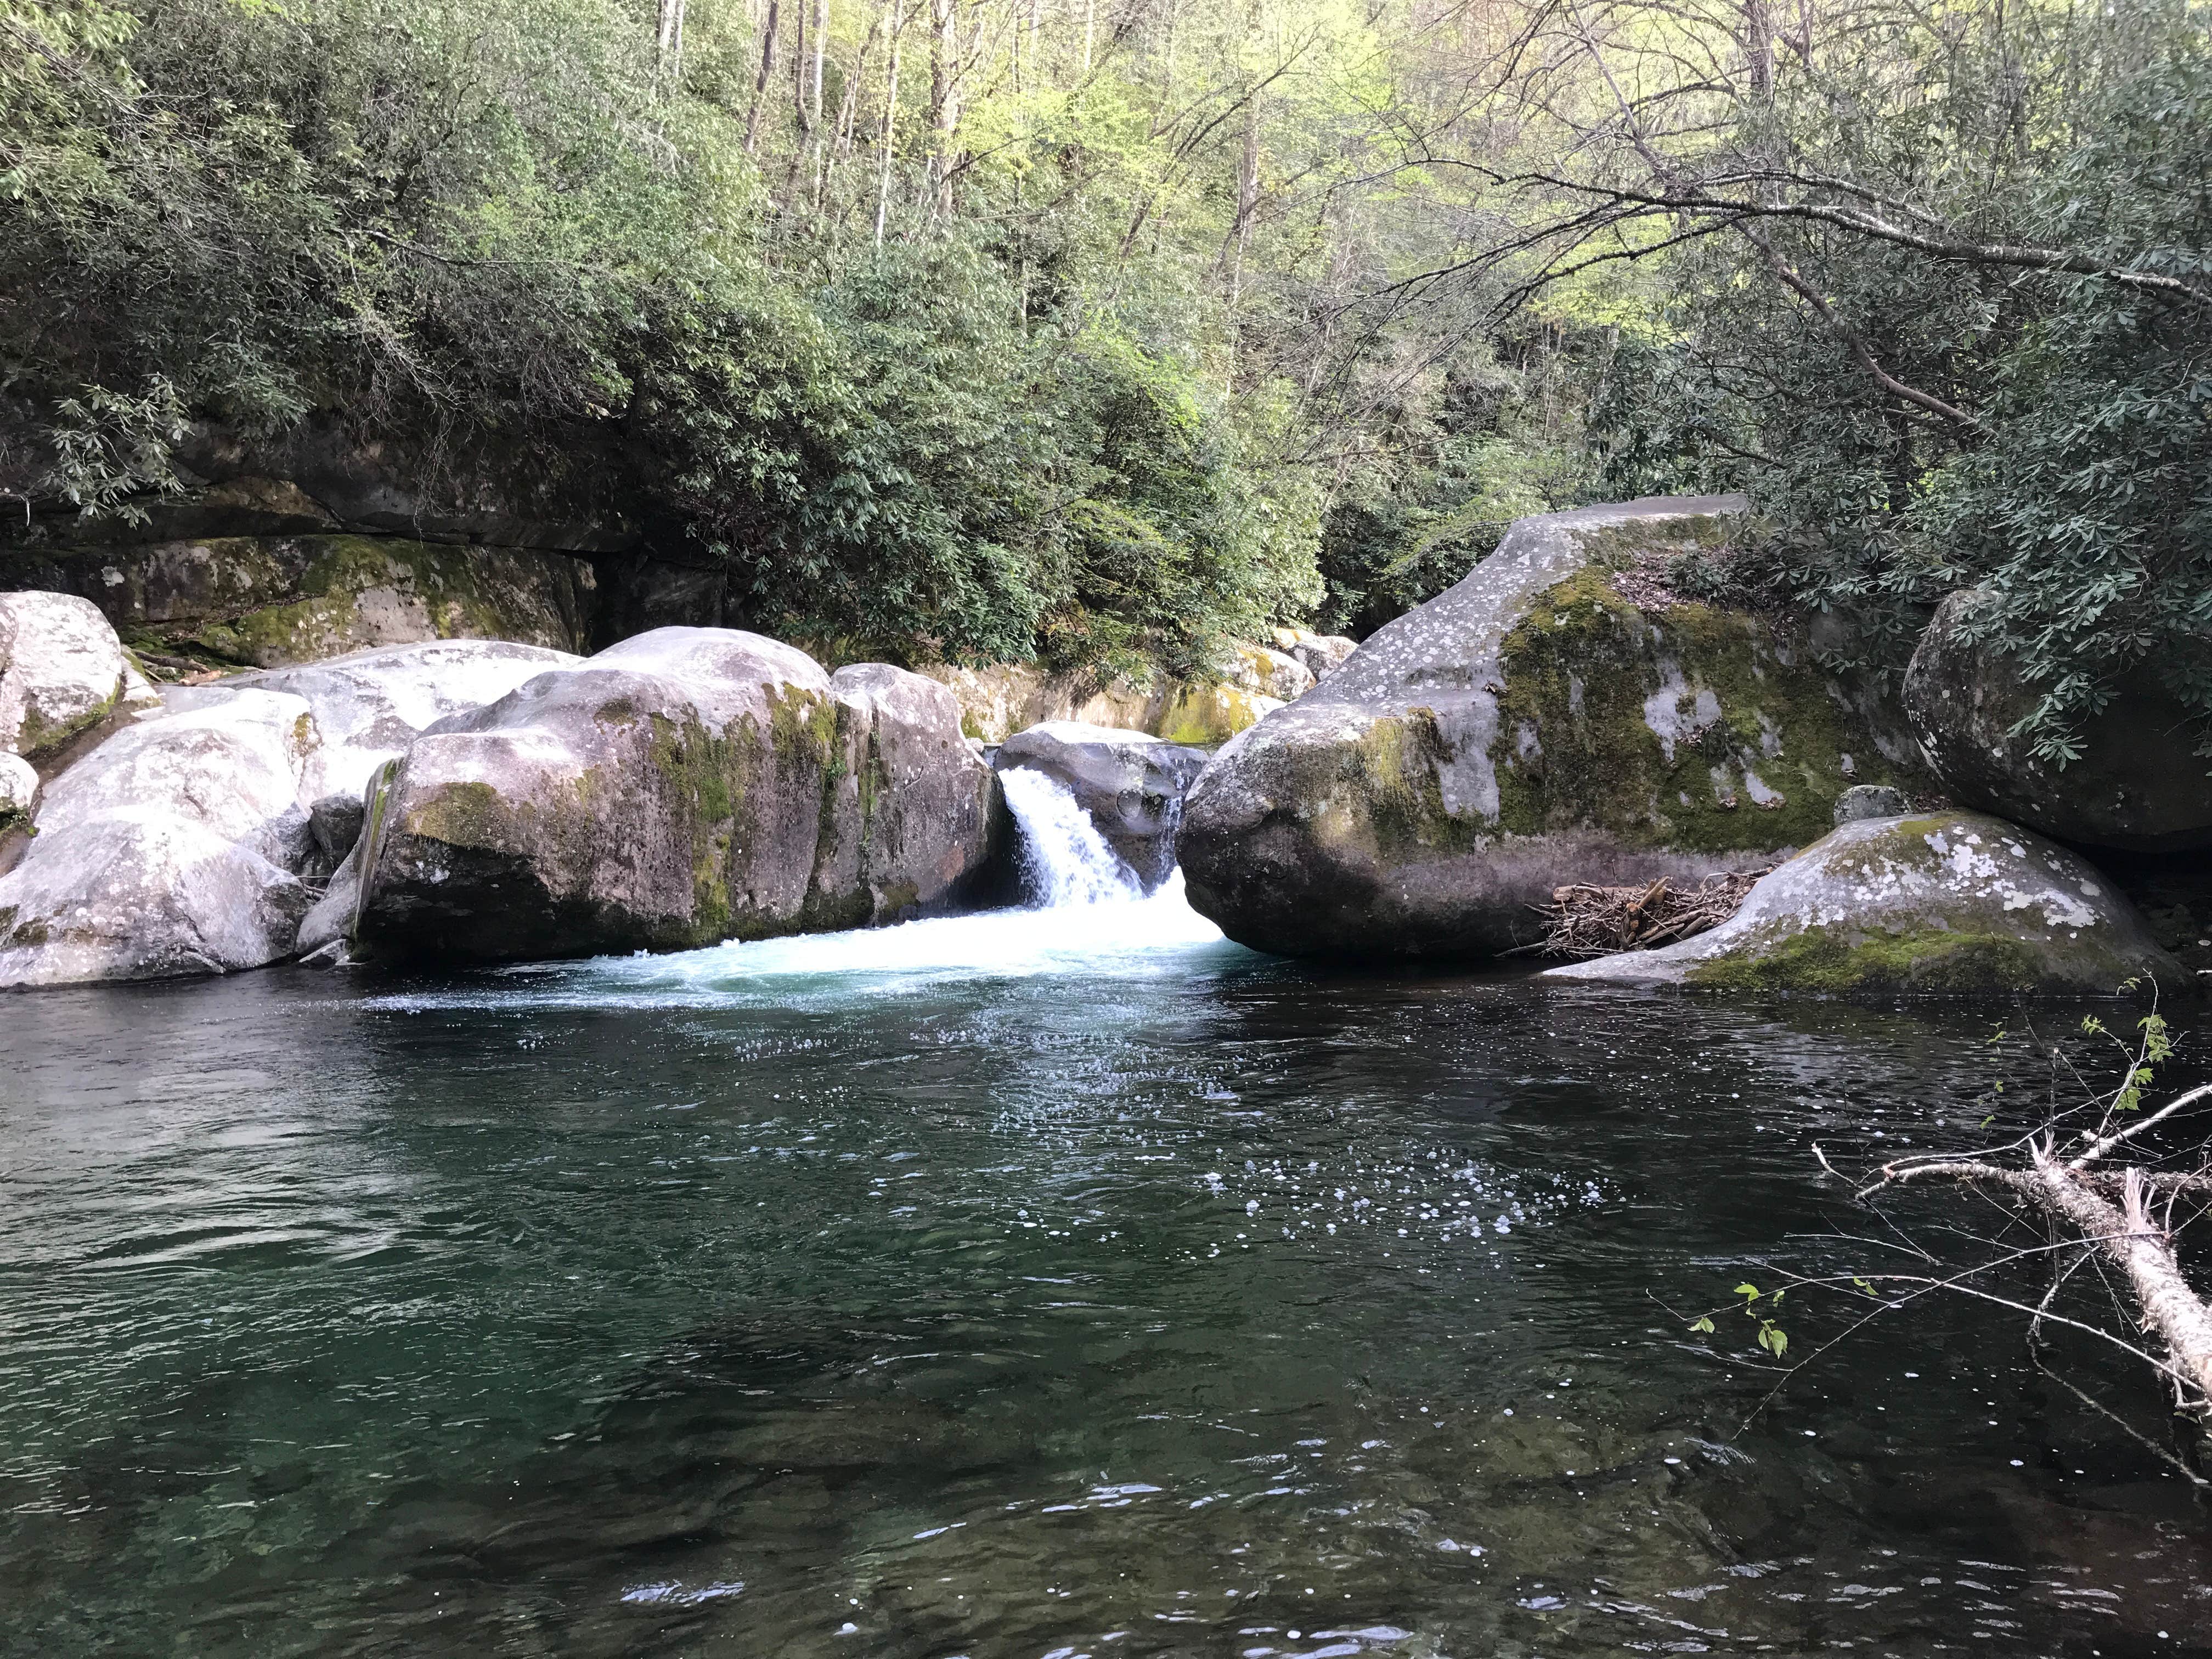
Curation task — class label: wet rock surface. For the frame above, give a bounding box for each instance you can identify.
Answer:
[1178,496,1921,960]
[994,720,1209,891]
[1545,811,2180,994]
[1904,588,2212,852]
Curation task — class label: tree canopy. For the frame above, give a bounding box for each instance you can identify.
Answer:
[3,0,2207,735]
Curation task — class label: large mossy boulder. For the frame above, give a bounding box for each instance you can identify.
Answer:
[994,720,1209,890]
[1545,812,2180,995]
[348,629,994,963]
[4,534,596,669]
[0,689,320,988]
[1177,496,1923,960]
[1904,589,2212,853]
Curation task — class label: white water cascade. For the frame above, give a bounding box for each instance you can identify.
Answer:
[996,766,1144,908]
[492,761,1228,1002]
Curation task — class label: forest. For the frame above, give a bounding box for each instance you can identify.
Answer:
[4,0,2209,750]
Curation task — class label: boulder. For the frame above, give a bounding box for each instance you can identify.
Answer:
[0,690,319,987]
[913,661,1157,743]
[1904,589,2212,853]
[4,534,597,669]
[349,629,995,963]
[1177,496,1926,960]
[0,753,37,836]
[810,663,1004,929]
[1544,812,2180,995]
[994,720,1209,891]
[1273,628,1358,681]
[0,591,132,759]
[228,637,584,803]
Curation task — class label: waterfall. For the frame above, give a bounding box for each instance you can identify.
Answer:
[997,767,1144,907]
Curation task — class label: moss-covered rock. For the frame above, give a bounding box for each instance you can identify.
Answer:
[353,630,995,963]
[1178,496,1926,960]
[1545,812,2181,995]
[4,534,596,669]
[1905,588,2212,853]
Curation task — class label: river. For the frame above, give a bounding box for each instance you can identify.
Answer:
[1,776,2205,1657]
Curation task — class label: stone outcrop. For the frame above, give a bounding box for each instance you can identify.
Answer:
[1178,496,1926,960]
[922,641,1319,748]
[994,720,1209,891]
[0,689,320,988]
[5,535,597,669]
[347,629,996,963]
[0,590,136,760]
[3,411,635,555]
[1546,812,2180,994]
[1904,589,2212,853]
[229,639,584,804]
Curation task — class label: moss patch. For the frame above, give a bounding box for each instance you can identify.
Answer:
[1489,562,1904,854]
[1687,926,2055,993]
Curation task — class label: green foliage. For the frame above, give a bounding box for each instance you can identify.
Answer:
[1585,0,2212,755]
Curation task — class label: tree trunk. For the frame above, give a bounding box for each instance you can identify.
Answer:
[876,0,905,245]
[656,0,688,88]
[745,0,782,154]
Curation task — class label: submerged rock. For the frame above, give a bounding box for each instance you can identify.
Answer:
[0,690,319,987]
[349,629,994,963]
[1545,812,2179,994]
[1178,496,1925,960]
[0,590,133,759]
[994,720,1208,891]
[1904,589,2212,853]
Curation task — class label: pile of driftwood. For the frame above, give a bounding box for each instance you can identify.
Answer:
[1526,868,1772,958]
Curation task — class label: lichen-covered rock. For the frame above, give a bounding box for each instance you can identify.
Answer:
[5,534,597,669]
[1178,496,1926,960]
[1905,589,2212,852]
[0,690,319,987]
[1835,784,1910,825]
[1545,812,2180,995]
[994,720,1209,891]
[914,662,1156,743]
[351,629,996,963]
[0,590,131,758]
[229,637,583,803]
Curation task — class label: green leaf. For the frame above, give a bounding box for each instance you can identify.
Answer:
[1690,1316,1715,1334]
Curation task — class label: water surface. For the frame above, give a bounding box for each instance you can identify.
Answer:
[3,884,2207,1657]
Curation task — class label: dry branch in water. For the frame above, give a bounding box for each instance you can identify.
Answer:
[1864,1082,2212,1421]
[1526,869,1772,958]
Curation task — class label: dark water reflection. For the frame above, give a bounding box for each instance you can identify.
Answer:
[2,905,2207,1657]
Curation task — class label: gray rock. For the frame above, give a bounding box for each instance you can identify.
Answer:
[1904,589,2212,852]
[994,720,1209,891]
[1545,811,2179,994]
[0,591,130,759]
[1289,634,1357,681]
[1833,784,1910,825]
[815,663,1003,928]
[1177,496,1928,960]
[0,752,37,836]
[350,630,996,963]
[231,637,583,802]
[306,791,368,874]
[0,690,319,987]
